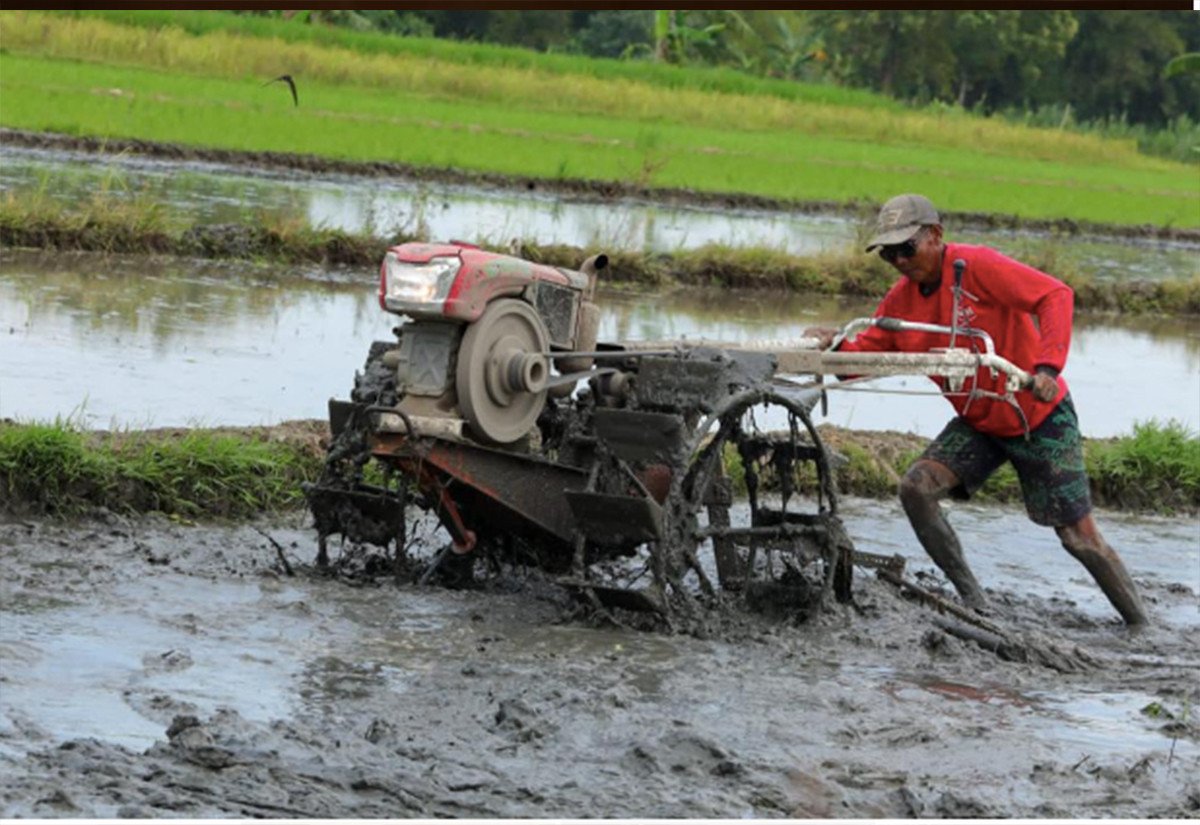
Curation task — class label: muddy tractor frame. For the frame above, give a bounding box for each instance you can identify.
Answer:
[307,242,1033,622]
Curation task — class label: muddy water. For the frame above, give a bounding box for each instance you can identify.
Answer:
[1,502,1197,817]
[2,250,1197,437]
[3,145,1198,281]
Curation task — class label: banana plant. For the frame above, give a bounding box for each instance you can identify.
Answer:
[1164,52,1200,78]
[654,10,726,64]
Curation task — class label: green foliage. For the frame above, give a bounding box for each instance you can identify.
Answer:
[1061,12,1200,129]
[0,420,322,518]
[1165,52,1200,78]
[0,184,175,254]
[116,430,314,517]
[5,187,1198,315]
[1,417,1193,518]
[1141,701,1174,719]
[812,11,1077,108]
[834,441,901,498]
[478,11,575,52]
[992,106,1200,164]
[571,11,653,60]
[0,420,113,512]
[1087,420,1200,513]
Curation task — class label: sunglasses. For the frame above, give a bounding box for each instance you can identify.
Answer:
[879,231,925,263]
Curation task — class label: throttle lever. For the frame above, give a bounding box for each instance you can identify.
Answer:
[949,258,966,350]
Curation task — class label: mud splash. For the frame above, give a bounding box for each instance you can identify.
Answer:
[1,506,1196,818]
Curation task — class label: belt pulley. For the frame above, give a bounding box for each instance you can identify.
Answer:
[455,298,550,444]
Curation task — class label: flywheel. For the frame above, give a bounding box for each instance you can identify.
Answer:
[456,298,550,444]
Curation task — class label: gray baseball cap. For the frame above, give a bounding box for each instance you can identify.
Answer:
[865,194,940,251]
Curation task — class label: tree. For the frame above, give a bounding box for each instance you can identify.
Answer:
[810,11,1076,108]
[569,11,653,59]
[483,11,574,52]
[808,12,935,97]
[706,11,824,79]
[1061,11,1200,126]
[947,11,1077,110]
[652,10,726,65]
[421,11,492,42]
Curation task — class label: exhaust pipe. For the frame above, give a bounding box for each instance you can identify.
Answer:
[555,253,608,381]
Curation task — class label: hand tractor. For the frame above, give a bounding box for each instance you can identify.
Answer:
[306,242,1033,625]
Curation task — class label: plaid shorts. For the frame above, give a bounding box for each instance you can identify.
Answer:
[922,395,1092,527]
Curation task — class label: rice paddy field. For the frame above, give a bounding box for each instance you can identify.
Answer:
[1,11,1196,229]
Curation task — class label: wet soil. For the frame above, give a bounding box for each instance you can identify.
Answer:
[1,508,1197,818]
[5,128,1197,244]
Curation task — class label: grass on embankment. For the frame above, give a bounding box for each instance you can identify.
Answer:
[4,188,1198,315]
[1,12,1196,228]
[816,420,1200,515]
[1,419,1195,519]
[0,420,324,519]
[0,187,389,265]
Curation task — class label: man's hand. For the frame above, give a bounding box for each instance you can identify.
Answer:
[803,326,841,350]
[1030,371,1058,403]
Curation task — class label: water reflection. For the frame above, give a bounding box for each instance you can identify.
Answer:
[1,255,360,353]
[1,252,391,427]
[1,250,1197,436]
[3,146,1197,281]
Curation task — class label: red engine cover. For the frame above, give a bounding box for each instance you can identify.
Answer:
[386,242,581,323]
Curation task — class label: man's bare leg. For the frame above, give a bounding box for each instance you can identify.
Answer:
[1056,515,1148,626]
[898,458,988,609]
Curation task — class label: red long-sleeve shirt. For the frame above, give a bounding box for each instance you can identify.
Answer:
[838,243,1072,437]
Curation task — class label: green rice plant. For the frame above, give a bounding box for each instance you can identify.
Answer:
[0,419,116,513]
[56,9,918,111]
[1,11,1182,174]
[4,187,1197,314]
[1,46,1194,226]
[0,420,324,518]
[116,430,317,517]
[53,10,1200,168]
[0,184,175,254]
[1086,420,1200,513]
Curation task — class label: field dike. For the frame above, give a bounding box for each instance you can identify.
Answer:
[4,129,1197,244]
[1,419,1195,520]
[2,172,1198,317]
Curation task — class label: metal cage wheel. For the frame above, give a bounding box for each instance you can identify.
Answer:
[656,390,845,607]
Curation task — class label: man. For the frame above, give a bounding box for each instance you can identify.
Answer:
[805,194,1147,626]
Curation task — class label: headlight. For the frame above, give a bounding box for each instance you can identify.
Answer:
[379,253,462,313]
